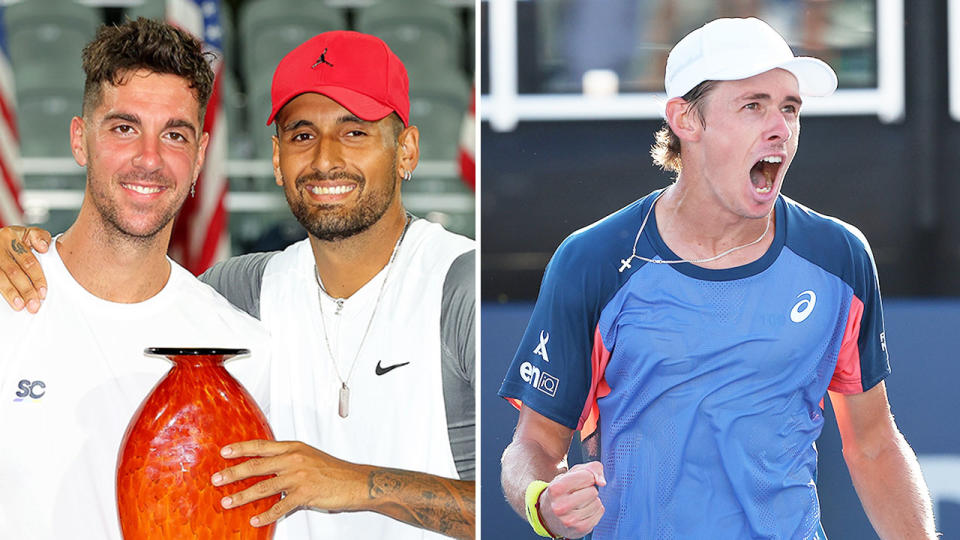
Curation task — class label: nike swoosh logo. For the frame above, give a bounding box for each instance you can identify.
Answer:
[375,360,411,376]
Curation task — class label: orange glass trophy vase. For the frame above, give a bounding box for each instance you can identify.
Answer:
[116,348,278,539]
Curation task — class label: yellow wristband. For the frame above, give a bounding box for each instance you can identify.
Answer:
[524,480,556,538]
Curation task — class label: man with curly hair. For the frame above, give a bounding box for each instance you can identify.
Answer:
[0,18,269,539]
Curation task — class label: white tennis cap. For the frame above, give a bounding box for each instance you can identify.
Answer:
[665,17,838,99]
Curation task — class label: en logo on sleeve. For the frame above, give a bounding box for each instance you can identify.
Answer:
[520,362,559,397]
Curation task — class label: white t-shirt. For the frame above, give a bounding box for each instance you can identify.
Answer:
[0,243,271,540]
[259,220,474,540]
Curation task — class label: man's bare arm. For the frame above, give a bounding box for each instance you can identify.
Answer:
[830,382,937,539]
[501,405,575,515]
[0,226,51,313]
[212,440,475,539]
[501,405,605,539]
[365,466,474,539]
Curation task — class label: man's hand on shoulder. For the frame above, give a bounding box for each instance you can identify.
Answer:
[538,461,606,539]
[0,226,51,313]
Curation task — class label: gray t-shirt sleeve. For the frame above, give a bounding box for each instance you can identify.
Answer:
[440,250,475,481]
[199,252,278,319]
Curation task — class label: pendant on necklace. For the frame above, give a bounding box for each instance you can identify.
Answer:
[338,382,349,418]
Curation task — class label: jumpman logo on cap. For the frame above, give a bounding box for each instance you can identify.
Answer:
[311,48,334,69]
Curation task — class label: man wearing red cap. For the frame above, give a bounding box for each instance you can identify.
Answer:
[499,17,935,540]
[0,31,475,539]
[205,31,476,540]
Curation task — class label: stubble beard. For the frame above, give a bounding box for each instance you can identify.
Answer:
[87,168,185,245]
[286,166,398,242]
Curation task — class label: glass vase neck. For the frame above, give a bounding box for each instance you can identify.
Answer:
[144,347,250,368]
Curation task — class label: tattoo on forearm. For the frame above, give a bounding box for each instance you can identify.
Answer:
[11,239,26,255]
[368,469,475,539]
[369,471,404,497]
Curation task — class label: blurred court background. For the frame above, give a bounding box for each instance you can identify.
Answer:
[480,0,960,538]
[0,0,475,273]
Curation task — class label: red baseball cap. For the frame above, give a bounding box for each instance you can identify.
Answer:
[267,31,410,126]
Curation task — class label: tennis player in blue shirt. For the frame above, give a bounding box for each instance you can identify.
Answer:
[499,17,936,540]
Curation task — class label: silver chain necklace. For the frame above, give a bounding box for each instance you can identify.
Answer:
[315,215,410,418]
[618,190,773,273]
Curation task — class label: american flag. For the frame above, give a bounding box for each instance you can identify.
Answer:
[0,6,24,227]
[166,0,229,274]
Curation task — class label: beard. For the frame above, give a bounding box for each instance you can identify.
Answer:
[87,168,184,242]
[285,168,397,242]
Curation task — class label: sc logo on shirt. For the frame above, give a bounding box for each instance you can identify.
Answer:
[14,379,46,401]
[520,362,559,397]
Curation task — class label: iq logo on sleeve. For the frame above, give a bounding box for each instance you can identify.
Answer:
[519,362,559,397]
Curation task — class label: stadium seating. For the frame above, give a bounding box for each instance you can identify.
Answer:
[5,0,97,158]
[356,1,462,79]
[5,0,98,89]
[125,1,238,74]
[239,0,346,86]
[15,86,82,159]
[409,66,469,161]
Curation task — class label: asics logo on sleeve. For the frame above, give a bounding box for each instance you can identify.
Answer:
[533,330,550,362]
[790,290,817,323]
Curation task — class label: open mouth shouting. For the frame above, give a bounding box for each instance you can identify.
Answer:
[749,155,783,195]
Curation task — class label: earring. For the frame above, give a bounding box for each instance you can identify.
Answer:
[190,181,196,198]
[402,170,412,182]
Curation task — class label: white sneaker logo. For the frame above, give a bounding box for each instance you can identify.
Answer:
[533,330,550,362]
[790,291,817,323]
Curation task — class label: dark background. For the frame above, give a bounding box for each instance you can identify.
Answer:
[481,1,960,301]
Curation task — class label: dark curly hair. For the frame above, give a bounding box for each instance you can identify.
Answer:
[81,17,215,120]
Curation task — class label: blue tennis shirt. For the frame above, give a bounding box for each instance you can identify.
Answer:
[499,191,890,539]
